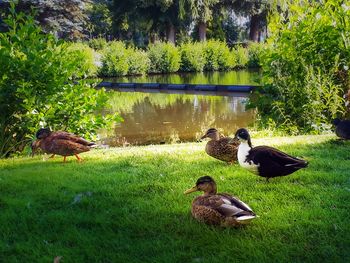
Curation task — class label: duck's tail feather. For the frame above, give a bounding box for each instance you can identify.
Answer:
[236,215,257,224]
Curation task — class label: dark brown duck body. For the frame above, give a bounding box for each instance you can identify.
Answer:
[202,128,239,164]
[235,128,308,180]
[333,119,350,139]
[246,146,308,179]
[32,128,95,162]
[185,176,256,227]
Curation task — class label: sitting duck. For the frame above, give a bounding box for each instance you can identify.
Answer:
[31,128,95,162]
[201,128,239,164]
[234,128,308,181]
[332,118,350,140]
[184,176,256,227]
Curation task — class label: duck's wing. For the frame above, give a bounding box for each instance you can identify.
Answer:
[218,193,255,216]
[51,131,95,146]
[248,146,308,167]
[51,139,91,155]
[198,194,254,218]
[217,137,239,154]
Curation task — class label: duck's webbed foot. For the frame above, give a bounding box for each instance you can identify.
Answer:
[75,154,83,162]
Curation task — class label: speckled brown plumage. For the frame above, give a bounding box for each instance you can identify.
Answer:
[184,176,256,227]
[32,128,95,162]
[202,128,239,164]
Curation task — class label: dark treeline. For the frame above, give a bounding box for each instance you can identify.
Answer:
[0,0,268,46]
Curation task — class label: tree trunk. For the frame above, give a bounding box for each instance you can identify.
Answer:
[249,14,260,42]
[198,21,207,42]
[149,32,158,44]
[166,23,176,44]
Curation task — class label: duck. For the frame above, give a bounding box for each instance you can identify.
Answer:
[234,128,308,181]
[332,118,350,139]
[184,176,256,227]
[31,128,95,162]
[201,128,239,164]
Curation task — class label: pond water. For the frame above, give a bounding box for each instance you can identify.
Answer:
[100,91,255,146]
[99,70,258,146]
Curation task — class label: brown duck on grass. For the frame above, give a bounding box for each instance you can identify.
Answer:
[201,128,239,165]
[31,128,95,162]
[184,176,257,227]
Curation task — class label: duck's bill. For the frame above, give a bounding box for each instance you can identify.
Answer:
[200,134,207,139]
[184,186,198,195]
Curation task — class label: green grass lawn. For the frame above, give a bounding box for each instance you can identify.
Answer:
[0,135,349,262]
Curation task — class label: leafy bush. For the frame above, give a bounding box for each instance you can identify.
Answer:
[148,42,180,73]
[249,0,349,134]
[127,48,150,75]
[88,38,108,50]
[233,45,249,68]
[66,42,98,77]
[247,42,265,68]
[203,40,235,71]
[99,41,129,76]
[0,5,119,157]
[179,42,205,72]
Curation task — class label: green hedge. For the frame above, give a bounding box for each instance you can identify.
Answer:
[66,42,98,77]
[92,40,265,76]
[148,42,180,73]
[179,42,205,72]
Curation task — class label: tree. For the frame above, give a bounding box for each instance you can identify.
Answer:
[179,0,219,41]
[0,0,90,39]
[0,4,118,157]
[86,0,113,38]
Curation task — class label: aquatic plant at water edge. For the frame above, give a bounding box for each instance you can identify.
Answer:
[148,42,181,73]
[66,42,98,77]
[203,40,235,71]
[0,4,120,157]
[179,42,206,72]
[233,45,249,68]
[99,41,129,76]
[249,0,349,134]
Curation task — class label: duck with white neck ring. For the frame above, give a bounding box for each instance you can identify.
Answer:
[233,128,308,181]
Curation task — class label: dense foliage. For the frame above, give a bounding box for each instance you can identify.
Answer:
[99,41,150,76]
[179,42,205,72]
[148,42,181,73]
[96,40,262,76]
[0,6,119,157]
[249,0,350,134]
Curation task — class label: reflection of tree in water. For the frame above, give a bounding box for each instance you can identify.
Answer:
[103,92,254,146]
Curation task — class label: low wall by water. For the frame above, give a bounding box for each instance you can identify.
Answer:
[98,82,258,96]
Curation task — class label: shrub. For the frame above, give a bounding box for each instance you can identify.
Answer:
[233,45,249,68]
[88,37,108,50]
[66,42,98,77]
[0,4,119,157]
[148,42,180,73]
[203,40,235,71]
[249,0,349,134]
[179,42,205,72]
[127,48,150,75]
[247,42,265,68]
[99,41,129,76]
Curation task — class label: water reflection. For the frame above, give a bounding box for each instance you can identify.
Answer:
[100,91,255,146]
[104,69,261,86]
